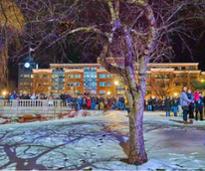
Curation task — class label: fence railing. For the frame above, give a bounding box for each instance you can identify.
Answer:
[0,99,72,107]
[0,99,73,116]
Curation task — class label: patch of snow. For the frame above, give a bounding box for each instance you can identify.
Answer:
[0,110,205,169]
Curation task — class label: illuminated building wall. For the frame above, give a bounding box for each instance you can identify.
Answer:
[29,60,203,97]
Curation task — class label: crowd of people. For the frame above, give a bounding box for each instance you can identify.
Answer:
[146,88,204,122]
[7,91,49,100]
[63,95,127,111]
[180,87,204,123]
[3,89,205,122]
[145,97,179,116]
[5,91,127,111]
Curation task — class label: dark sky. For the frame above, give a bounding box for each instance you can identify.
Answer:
[172,31,205,71]
[8,29,205,87]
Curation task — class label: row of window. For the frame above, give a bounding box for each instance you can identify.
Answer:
[52,66,106,70]
[99,90,106,94]
[98,74,112,78]
[150,66,197,70]
[67,74,81,78]
[20,81,113,87]
[32,74,113,79]
[20,74,31,78]
[99,82,111,87]
[67,82,81,87]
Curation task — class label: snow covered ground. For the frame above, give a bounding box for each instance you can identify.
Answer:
[0,110,205,170]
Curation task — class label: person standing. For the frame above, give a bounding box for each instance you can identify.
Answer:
[76,96,82,111]
[91,96,96,110]
[180,87,192,123]
[172,98,179,117]
[187,89,194,119]
[86,96,91,109]
[147,98,152,111]
[164,97,171,117]
[195,92,204,121]
[194,90,200,119]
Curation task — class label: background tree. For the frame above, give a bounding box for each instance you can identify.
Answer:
[147,71,177,99]
[192,80,205,90]
[0,0,24,88]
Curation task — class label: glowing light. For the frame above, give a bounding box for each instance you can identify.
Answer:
[24,62,30,68]
[1,90,8,97]
[114,80,119,86]
[200,79,205,83]
[174,92,178,97]
[107,91,111,95]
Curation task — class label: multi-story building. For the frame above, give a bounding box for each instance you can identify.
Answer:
[33,63,118,96]
[64,69,84,95]
[146,63,201,98]
[22,58,204,97]
[32,69,52,95]
[200,72,205,82]
[18,56,38,94]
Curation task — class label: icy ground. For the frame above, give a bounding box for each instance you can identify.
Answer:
[0,111,205,170]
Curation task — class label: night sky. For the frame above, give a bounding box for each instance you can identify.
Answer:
[172,33,205,70]
[8,4,205,84]
[9,36,205,88]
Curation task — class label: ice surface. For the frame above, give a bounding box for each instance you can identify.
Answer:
[0,110,205,170]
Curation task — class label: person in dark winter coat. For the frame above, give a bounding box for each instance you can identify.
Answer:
[164,97,171,117]
[195,92,204,121]
[147,98,152,111]
[91,97,96,110]
[187,89,194,119]
[171,98,179,117]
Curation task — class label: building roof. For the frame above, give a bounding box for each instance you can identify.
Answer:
[33,69,52,73]
[50,62,199,67]
[64,69,83,72]
[150,68,175,72]
[50,63,101,67]
[147,63,199,66]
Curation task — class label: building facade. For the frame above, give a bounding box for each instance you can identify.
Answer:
[32,63,119,96]
[18,56,38,94]
[146,63,201,98]
[26,59,204,97]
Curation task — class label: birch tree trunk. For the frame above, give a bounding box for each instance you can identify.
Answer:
[126,58,148,164]
[122,3,156,164]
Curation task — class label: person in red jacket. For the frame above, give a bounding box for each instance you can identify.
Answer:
[86,97,91,109]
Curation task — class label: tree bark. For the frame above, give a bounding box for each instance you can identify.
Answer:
[127,94,147,164]
[126,64,148,164]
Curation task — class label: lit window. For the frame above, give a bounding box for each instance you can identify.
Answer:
[99,82,106,87]
[99,90,106,94]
